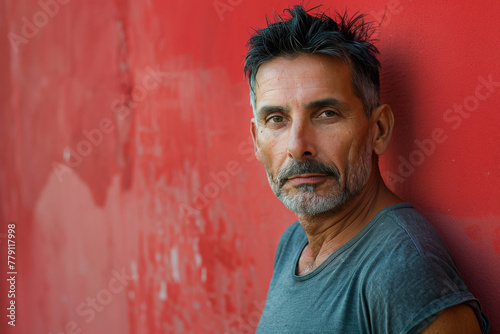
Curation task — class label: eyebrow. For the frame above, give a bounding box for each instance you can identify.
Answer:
[256,97,349,119]
[304,97,348,110]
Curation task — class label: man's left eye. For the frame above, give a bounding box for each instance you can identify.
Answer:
[319,110,338,118]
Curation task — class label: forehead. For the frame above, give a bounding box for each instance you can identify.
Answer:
[254,54,358,110]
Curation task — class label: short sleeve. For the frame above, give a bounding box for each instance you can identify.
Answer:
[363,251,487,334]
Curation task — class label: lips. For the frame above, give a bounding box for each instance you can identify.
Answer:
[275,159,340,189]
[286,174,329,185]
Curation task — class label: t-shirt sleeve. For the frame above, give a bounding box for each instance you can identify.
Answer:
[364,252,487,334]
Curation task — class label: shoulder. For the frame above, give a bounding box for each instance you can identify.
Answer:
[277,221,305,247]
[358,204,484,333]
[367,204,456,262]
[363,204,467,299]
[273,221,305,268]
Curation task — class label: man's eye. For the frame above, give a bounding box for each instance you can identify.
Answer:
[319,110,338,118]
[267,115,284,123]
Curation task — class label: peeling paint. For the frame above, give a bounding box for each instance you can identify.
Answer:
[131,260,139,281]
[201,267,207,283]
[1,1,499,334]
[158,281,167,301]
[170,247,181,283]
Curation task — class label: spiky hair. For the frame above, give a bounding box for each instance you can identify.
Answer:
[244,5,381,117]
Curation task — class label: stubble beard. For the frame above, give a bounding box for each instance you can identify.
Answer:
[265,142,373,217]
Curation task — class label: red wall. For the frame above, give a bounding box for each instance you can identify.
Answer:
[1,0,498,333]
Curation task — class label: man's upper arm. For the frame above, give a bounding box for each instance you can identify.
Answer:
[420,303,482,334]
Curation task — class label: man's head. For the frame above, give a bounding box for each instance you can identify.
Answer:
[245,6,394,217]
[244,5,381,117]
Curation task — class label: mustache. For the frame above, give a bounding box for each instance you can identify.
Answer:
[276,159,340,188]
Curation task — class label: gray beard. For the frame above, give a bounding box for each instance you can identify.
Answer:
[266,143,373,216]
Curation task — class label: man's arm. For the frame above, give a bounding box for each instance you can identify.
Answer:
[421,303,482,334]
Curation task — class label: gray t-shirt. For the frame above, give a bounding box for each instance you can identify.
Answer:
[256,203,488,333]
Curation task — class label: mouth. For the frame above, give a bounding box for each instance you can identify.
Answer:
[286,173,330,185]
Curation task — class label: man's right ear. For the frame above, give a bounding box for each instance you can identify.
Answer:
[250,118,264,163]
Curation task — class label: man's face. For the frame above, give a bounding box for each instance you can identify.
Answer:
[251,54,375,216]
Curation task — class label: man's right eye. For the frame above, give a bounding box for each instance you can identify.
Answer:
[267,115,284,123]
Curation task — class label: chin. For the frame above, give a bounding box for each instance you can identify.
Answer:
[279,190,348,216]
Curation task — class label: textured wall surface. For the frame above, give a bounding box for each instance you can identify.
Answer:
[0,0,498,333]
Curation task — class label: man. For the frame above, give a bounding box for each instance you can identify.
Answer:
[244,5,488,333]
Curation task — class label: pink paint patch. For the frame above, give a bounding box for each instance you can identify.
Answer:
[493,227,500,255]
[464,224,483,241]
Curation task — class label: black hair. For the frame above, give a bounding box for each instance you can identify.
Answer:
[244,5,380,116]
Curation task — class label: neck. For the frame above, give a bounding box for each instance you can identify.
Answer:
[296,168,401,275]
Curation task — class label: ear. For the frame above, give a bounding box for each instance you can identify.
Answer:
[250,118,264,163]
[370,104,394,156]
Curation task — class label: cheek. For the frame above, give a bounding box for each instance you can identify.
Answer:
[320,133,351,165]
[259,137,287,171]
[342,126,371,160]
[321,133,364,178]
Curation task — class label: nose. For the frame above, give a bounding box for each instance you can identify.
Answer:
[287,117,316,161]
